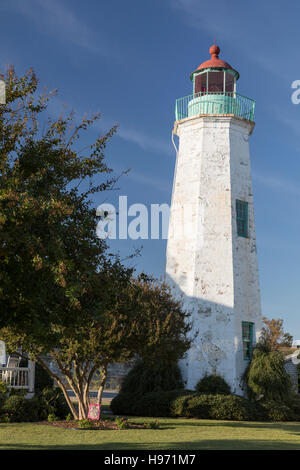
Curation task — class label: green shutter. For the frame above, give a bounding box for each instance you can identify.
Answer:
[236,200,248,238]
[242,321,254,360]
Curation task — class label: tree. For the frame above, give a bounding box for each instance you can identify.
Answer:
[0,66,117,329]
[0,68,193,420]
[244,345,292,401]
[1,271,192,419]
[259,317,293,351]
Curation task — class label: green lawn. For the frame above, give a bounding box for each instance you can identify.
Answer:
[1,418,300,450]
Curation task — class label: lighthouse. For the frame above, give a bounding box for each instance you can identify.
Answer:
[166,44,262,395]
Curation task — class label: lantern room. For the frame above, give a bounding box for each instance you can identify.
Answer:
[190,44,239,95]
[174,44,255,122]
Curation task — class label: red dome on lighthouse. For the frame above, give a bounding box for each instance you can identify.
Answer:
[190,44,239,80]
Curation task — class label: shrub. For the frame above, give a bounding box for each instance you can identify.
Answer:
[76,419,95,429]
[0,413,10,423]
[245,348,292,401]
[195,375,231,395]
[287,395,300,421]
[47,413,58,422]
[115,416,130,429]
[111,390,190,417]
[120,360,183,395]
[171,393,253,421]
[2,386,69,423]
[3,395,40,422]
[40,387,69,419]
[0,381,8,412]
[257,400,294,422]
[111,389,300,422]
[110,392,135,415]
[170,392,201,417]
[208,395,254,421]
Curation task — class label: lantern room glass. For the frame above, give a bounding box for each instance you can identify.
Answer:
[194,70,235,95]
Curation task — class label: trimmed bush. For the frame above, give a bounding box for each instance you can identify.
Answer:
[111,389,300,422]
[257,400,294,422]
[195,375,231,395]
[170,392,202,417]
[111,390,254,420]
[209,395,254,421]
[111,390,191,417]
[171,393,254,421]
[120,360,183,395]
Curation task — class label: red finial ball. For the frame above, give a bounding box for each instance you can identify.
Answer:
[209,44,220,57]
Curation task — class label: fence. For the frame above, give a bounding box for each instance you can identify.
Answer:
[175,91,255,122]
[0,366,31,390]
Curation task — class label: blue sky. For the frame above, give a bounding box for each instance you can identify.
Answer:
[1,0,300,339]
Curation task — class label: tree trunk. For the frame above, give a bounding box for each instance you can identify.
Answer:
[97,363,108,407]
[36,357,79,420]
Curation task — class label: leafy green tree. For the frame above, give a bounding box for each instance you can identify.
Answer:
[243,345,292,401]
[0,68,193,420]
[0,66,117,329]
[1,271,192,419]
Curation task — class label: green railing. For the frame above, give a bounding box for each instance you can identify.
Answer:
[175,92,255,122]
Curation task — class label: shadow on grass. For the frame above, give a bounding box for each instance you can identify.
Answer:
[119,416,300,434]
[1,439,300,450]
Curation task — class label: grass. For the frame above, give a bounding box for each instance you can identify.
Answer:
[1,418,300,450]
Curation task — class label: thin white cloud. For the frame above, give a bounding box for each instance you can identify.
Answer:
[1,0,120,61]
[117,126,174,157]
[44,95,174,159]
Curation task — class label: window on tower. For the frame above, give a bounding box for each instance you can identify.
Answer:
[225,72,235,94]
[207,71,224,93]
[236,200,248,238]
[194,72,207,94]
[242,322,254,360]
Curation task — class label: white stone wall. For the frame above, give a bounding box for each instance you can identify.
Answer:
[166,114,262,395]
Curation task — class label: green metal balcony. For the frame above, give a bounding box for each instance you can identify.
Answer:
[175,92,255,122]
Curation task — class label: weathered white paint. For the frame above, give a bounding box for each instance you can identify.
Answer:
[166,114,262,395]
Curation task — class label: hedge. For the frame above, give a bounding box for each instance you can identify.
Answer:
[110,390,300,422]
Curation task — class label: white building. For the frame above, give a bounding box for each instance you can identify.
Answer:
[166,44,263,395]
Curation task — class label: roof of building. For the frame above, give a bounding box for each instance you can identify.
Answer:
[190,44,239,80]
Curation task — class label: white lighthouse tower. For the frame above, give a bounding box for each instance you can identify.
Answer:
[166,44,262,395]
